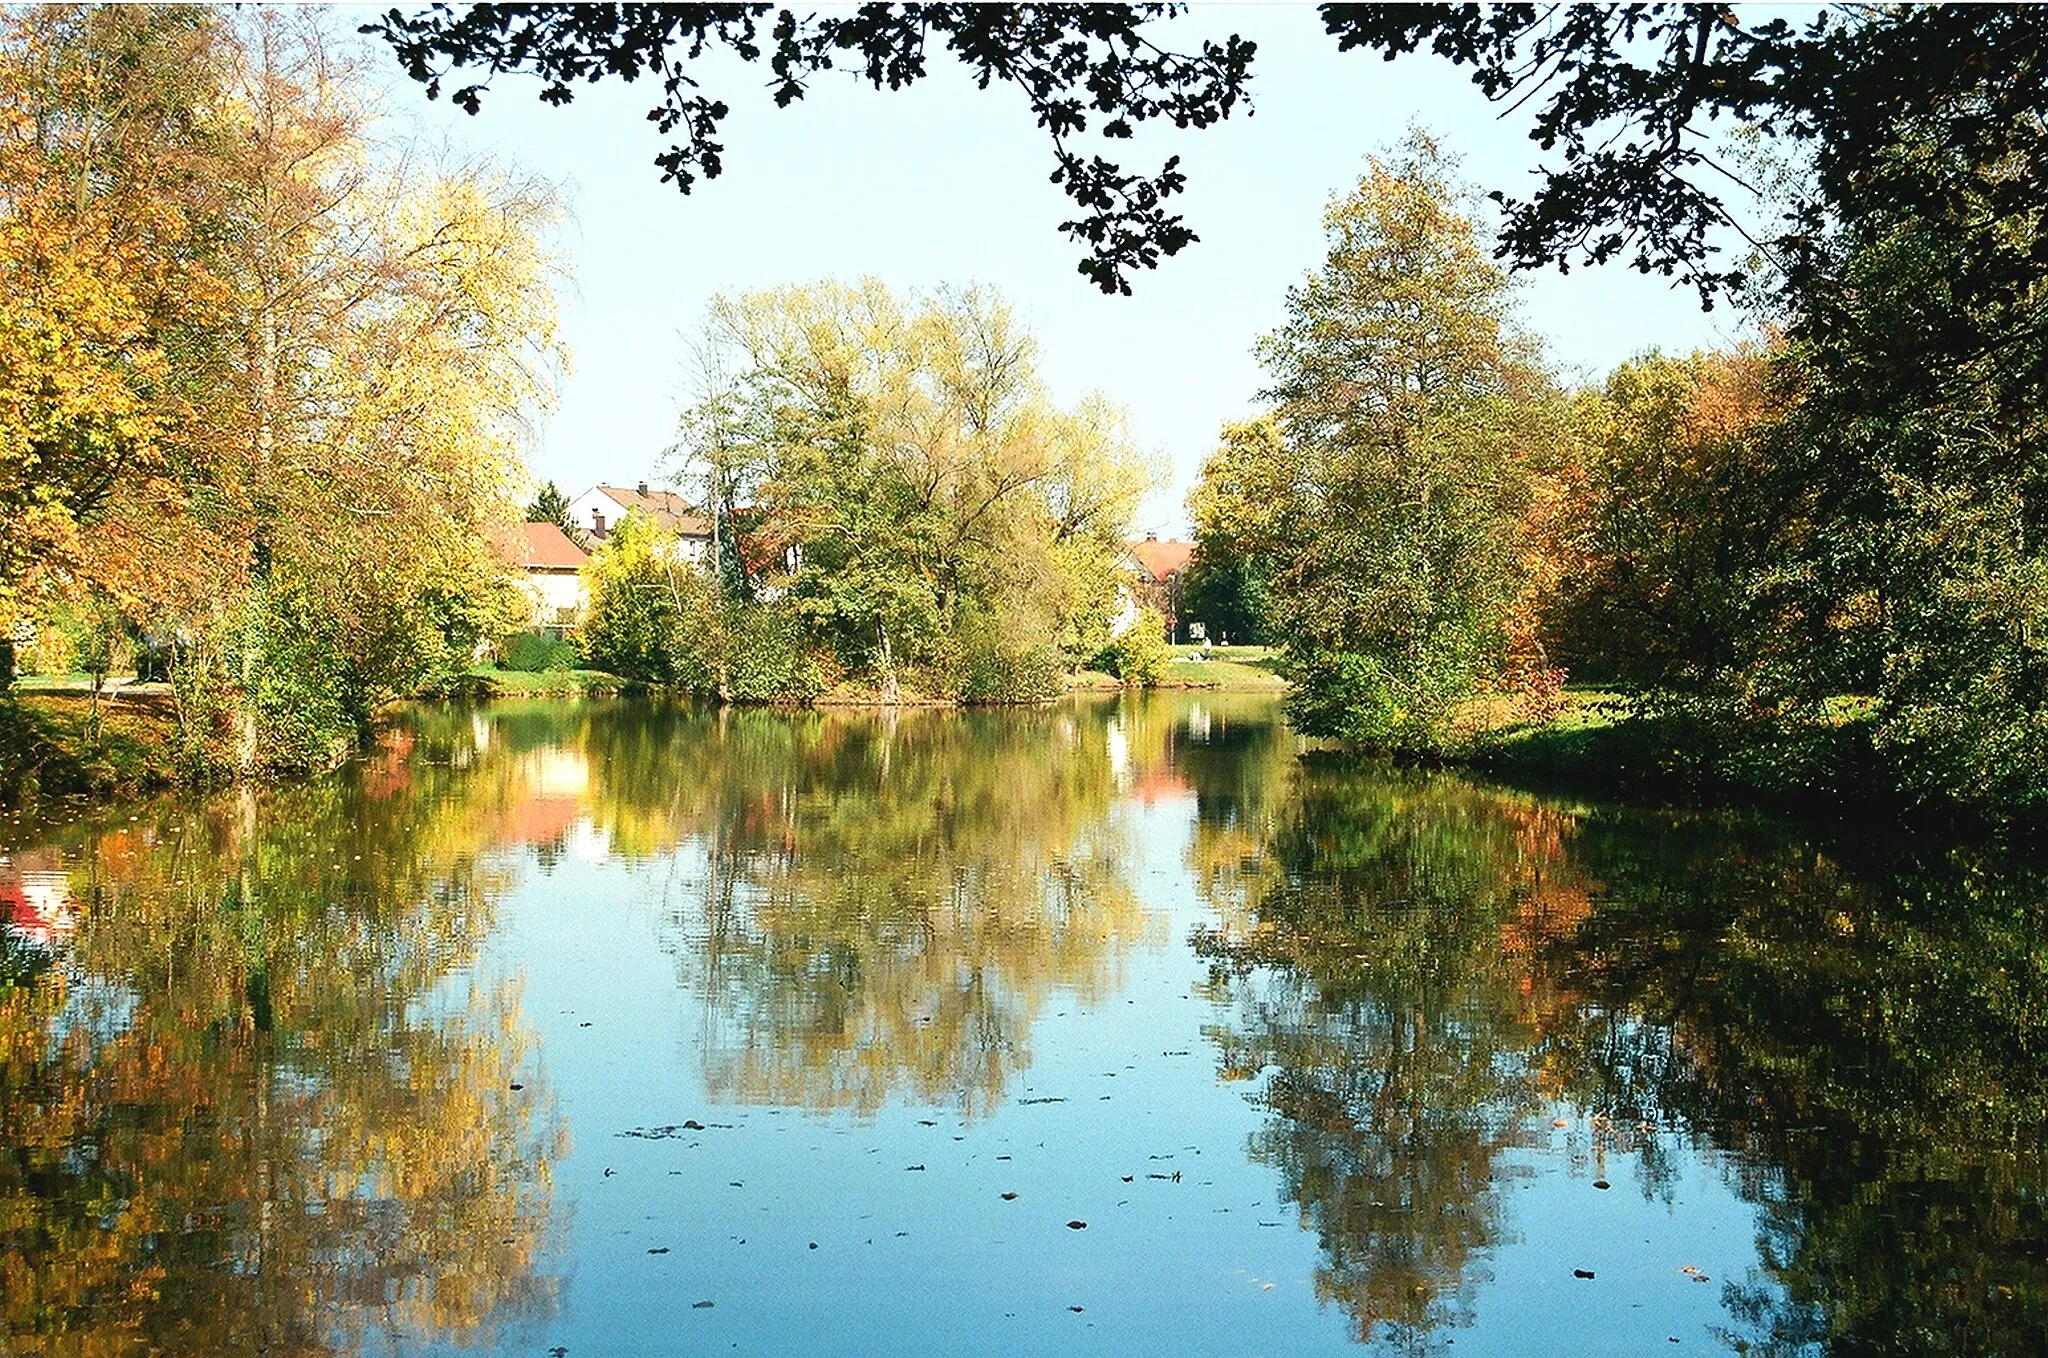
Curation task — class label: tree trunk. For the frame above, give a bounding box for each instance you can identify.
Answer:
[877,618,899,704]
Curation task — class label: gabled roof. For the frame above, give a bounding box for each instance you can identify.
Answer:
[1127,536,1196,581]
[596,484,713,537]
[516,521,589,570]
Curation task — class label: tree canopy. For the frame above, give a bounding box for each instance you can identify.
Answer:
[1204,137,1577,749]
[1,6,565,775]
[371,4,2048,303]
[369,2,1254,294]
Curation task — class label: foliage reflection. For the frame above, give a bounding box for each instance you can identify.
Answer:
[0,742,561,1356]
[633,703,1156,1119]
[1193,749,2048,1353]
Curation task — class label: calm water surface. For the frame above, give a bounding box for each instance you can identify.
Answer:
[2,694,2044,1355]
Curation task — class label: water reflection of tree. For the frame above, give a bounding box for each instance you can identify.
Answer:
[1550,821,2048,1357]
[1193,765,1594,1349]
[1194,747,2048,1354]
[0,750,561,1355]
[610,703,1153,1118]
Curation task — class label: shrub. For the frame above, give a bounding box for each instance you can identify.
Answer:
[1093,609,1169,688]
[724,603,823,703]
[952,610,1062,704]
[1282,644,1472,752]
[502,631,580,673]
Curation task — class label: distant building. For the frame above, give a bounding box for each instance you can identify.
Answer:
[513,521,591,634]
[1122,533,1197,642]
[565,483,714,565]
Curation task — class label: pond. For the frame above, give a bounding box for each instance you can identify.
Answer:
[2,694,2044,1355]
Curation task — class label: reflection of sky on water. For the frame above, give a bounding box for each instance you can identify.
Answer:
[7,693,2043,1355]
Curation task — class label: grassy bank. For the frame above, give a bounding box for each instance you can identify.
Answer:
[1159,645,1288,692]
[1446,687,1909,824]
[457,665,635,697]
[0,692,186,806]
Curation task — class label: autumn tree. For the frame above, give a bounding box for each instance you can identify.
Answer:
[0,10,567,772]
[0,5,230,648]
[1541,348,1777,689]
[1225,137,1576,749]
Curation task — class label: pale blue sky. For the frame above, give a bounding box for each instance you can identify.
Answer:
[373,3,1752,531]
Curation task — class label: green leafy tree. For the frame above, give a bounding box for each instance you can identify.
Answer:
[1179,545,1270,647]
[675,280,1148,699]
[525,480,577,535]
[1185,419,1286,646]
[577,512,723,691]
[1241,137,1570,749]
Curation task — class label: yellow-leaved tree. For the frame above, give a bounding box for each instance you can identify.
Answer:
[2,7,567,774]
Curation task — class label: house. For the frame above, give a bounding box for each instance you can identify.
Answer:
[1122,533,1197,642]
[565,482,714,565]
[514,521,590,634]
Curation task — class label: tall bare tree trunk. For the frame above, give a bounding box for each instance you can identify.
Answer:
[877,618,899,704]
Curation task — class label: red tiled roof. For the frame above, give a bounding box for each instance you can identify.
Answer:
[598,485,713,537]
[517,521,589,570]
[1127,536,1195,581]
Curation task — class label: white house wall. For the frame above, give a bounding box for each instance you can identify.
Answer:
[565,487,631,541]
[522,569,587,627]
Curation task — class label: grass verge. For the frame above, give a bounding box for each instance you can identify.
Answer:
[1159,645,1288,692]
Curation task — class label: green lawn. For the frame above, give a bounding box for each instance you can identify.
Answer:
[462,666,632,696]
[1161,645,1287,692]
